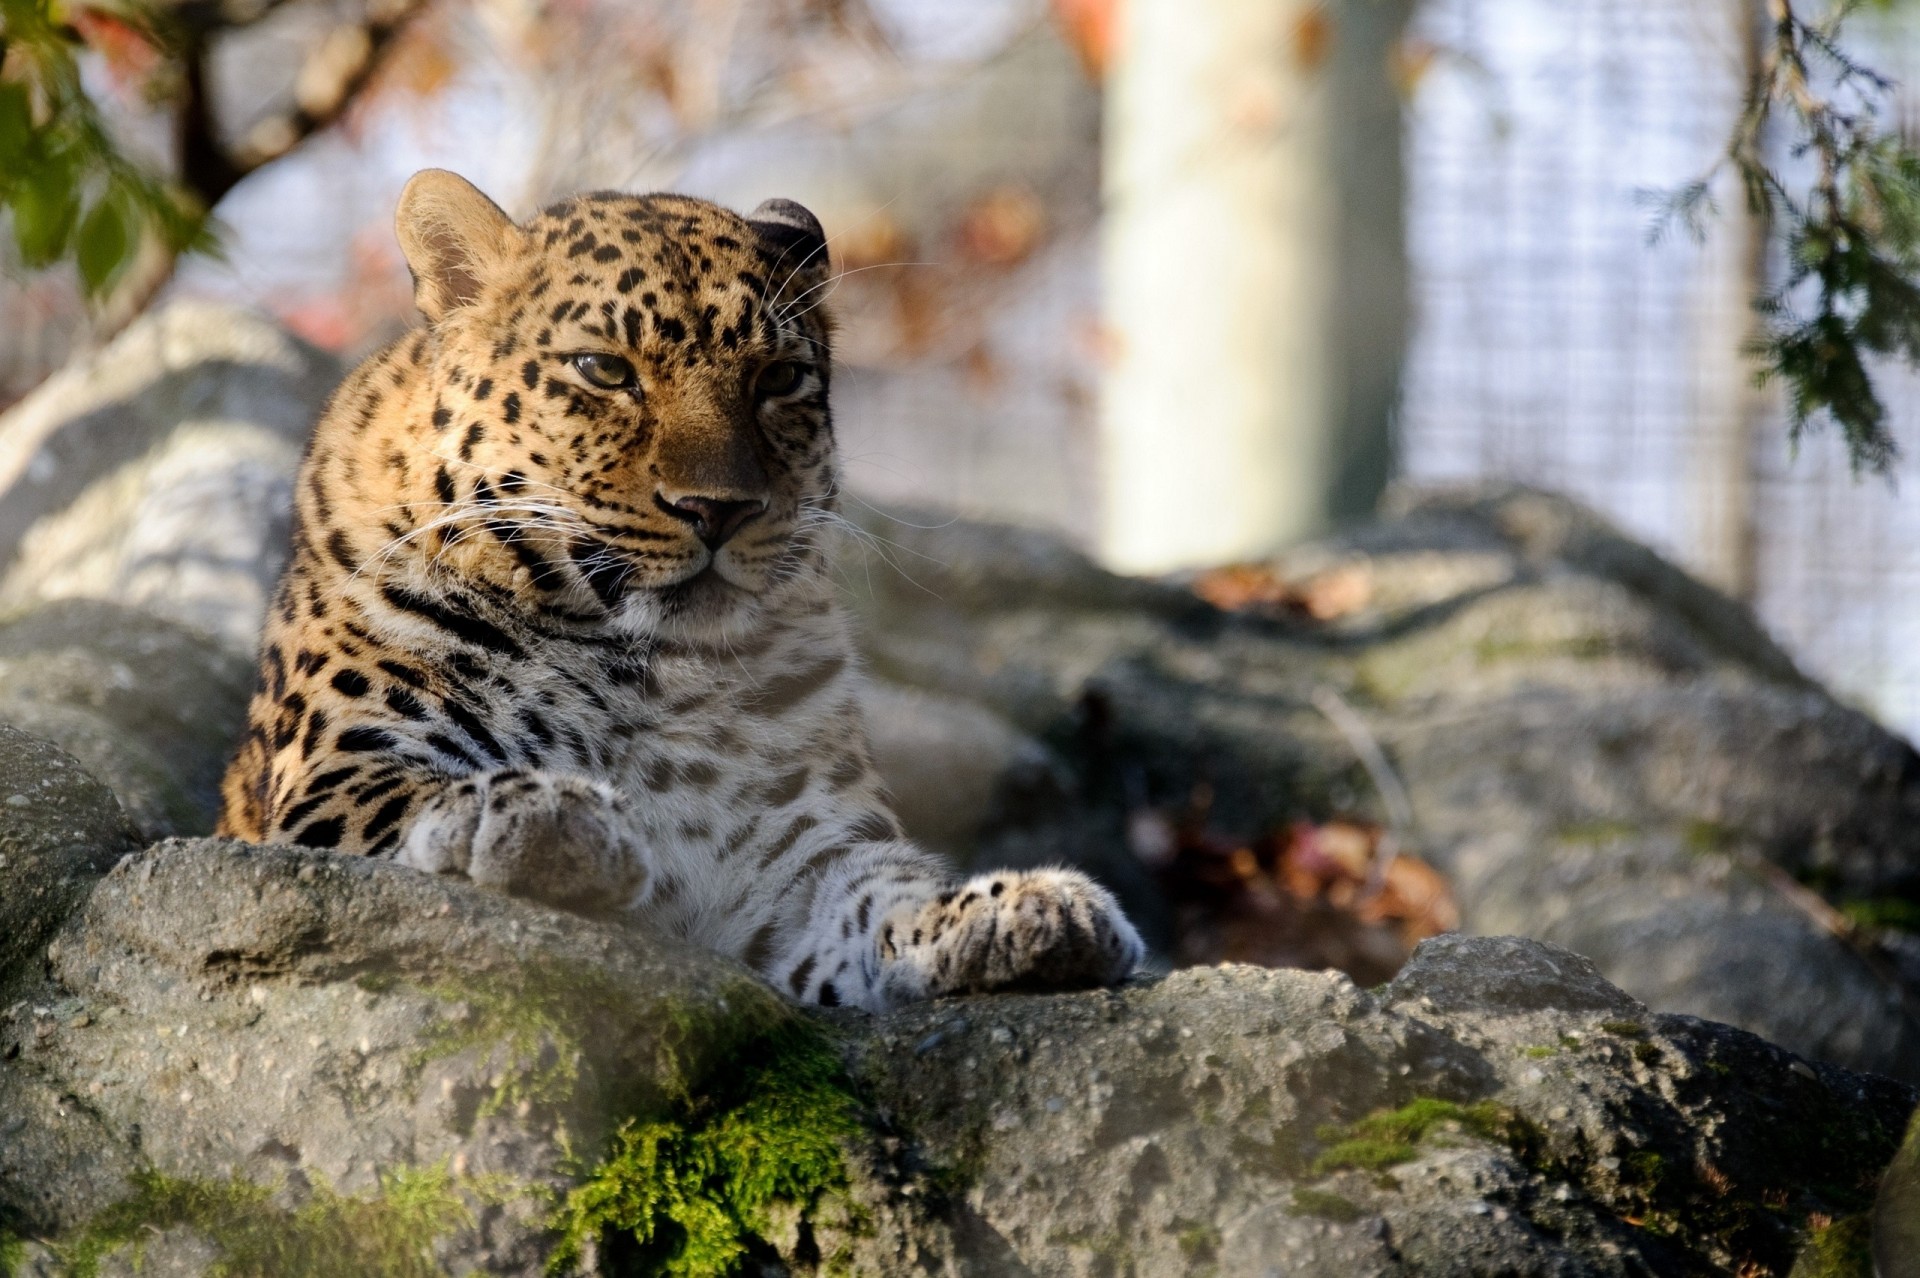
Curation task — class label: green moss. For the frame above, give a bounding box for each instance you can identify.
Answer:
[1313,1137,1417,1174]
[1789,1214,1874,1278]
[1289,1188,1363,1223]
[1838,896,1920,934]
[1598,1020,1647,1039]
[0,1229,24,1278]
[1623,1151,1669,1191]
[1682,820,1735,856]
[1311,1098,1525,1176]
[406,962,635,1122]
[57,1163,515,1278]
[1474,633,1616,666]
[396,957,777,1138]
[1174,1220,1220,1261]
[1521,1045,1558,1059]
[546,1019,864,1278]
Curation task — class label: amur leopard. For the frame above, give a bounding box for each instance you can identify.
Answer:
[216,168,1143,1011]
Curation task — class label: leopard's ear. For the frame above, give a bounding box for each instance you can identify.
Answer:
[395,170,516,322]
[748,198,829,280]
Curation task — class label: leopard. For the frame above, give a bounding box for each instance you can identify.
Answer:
[216,168,1143,1012]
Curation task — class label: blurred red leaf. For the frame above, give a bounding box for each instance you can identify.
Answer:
[1139,799,1458,985]
[955,186,1046,268]
[1192,560,1373,621]
[1293,5,1336,72]
[71,8,161,90]
[1051,0,1118,79]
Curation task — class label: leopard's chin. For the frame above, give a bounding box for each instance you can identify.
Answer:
[613,567,766,647]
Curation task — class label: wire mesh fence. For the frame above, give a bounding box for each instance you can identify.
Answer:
[1401,0,1920,739]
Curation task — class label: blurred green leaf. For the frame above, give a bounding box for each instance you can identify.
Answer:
[75,193,129,295]
[0,83,32,179]
[10,154,78,268]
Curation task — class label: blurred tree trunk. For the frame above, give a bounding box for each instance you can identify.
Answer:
[1098,0,1413,574]
[1690,0,1770,603]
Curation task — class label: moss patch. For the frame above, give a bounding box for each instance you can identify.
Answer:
[1788,1214,1873,1278]
[0,1229,25,1278]
[1311,1097,1535,1176]
[546,1019,864,1278]
[57,1163,514,1278]
[1838,896,1920,934]
[1173,1220,1220,1261]
[1289,1188,1363,1223]
[388,956,776,1136]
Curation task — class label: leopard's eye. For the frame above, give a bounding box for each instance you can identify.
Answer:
[755,360,805,399]
[570,352,636,390]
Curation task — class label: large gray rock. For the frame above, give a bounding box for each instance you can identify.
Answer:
[0,723,138,998]
[0,838,1909,1276]
[1875,1108,1920,1278]
[841,487,1920,1082]
[0,601,255,837]
[0,300,339,652]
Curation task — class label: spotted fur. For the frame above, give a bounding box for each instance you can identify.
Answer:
[216,169,1142,1011]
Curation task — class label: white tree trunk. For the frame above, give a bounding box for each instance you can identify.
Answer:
[1099,0,1412,574]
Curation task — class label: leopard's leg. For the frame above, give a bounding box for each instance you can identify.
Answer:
[780,840,1144,1012]
[397,768,656,916]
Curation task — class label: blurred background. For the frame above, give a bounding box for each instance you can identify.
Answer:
[4,0,1920,738]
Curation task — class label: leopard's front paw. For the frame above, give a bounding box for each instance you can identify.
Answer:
[397,769,649,914]
[883,868,1144,1002]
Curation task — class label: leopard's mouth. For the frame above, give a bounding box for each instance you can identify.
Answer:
[656,562,753,613]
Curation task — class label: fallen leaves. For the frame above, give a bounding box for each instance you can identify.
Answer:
[1191,558,1373,622]
[955,186,1047,269]
[1133,786,1458,985]
[1050,0,1119,80]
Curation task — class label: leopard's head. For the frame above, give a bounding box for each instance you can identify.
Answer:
[392,169,839,645]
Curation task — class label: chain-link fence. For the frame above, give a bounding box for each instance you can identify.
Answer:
[1402,0,1920,738]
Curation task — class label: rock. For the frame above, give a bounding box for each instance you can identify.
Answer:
[0,300,340,652]
[840,488,1920,1081]
[2,845,1908,1278]
[0,723,139,998]
[0,837,819,1274]
[852,935,1913,1276]
[1458,824,1920,1083]
[0,601,255,837]
[861,679,1059,860]
[1875,1108,1920,1278]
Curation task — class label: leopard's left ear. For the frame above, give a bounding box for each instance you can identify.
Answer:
[748,198,829,277]
[395,169,517,322]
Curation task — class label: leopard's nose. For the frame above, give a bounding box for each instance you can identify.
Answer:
[656,491,767,549]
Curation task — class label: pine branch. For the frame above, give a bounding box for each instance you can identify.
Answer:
[1725,0,1920,473]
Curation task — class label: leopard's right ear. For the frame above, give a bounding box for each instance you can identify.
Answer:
[395,170,516,322]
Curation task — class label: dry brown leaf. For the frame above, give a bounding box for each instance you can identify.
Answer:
[1293,5,1336,72]
[1191,560,1373,622]
[1050,0,1118,80]
[956,186,1046,268]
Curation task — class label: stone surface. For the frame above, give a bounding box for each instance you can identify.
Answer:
[0,723,139,998]
[7,303,1908,1083]
[0,601,255,838]
[0,300,339,652]
[840,488,1920,1082]
[0,308,1916,1272]
[1874,1108,1920,1278]
[0,836,1909,1276]
[1,837,802,1275]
